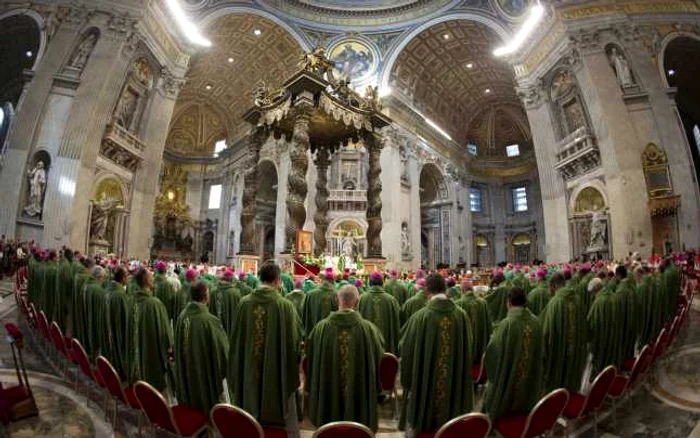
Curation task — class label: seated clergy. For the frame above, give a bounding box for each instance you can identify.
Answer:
[174,281,228,413]
[306,285,384,432]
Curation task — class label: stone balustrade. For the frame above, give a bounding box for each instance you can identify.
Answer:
[554,126,601,181]
[328,189,367,212]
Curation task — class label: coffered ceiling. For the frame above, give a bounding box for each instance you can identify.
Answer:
[165,13,304,156]
[389,20,530,155]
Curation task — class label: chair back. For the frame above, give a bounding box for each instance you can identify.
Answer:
[210,404,263,438]
[522,388,569,438]
[96,356,127,404]
[583,366,616,414]
[37,311,50,339]
[379,353,399,392]
[651,328,666,359]
[49,322,68,357]
[312,421,374,438]
[70,339,94,381]
[134,380,179,435]
[435,413,491,438]
[654,329,669,360]
[629,345,652,386]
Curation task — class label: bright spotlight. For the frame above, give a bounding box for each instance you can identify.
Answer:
[493,4,545,57]
[165,0,212,47]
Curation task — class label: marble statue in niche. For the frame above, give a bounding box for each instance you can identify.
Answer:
[23,161,46,218]
[342,232,356,262]
[563,100,587,134]
[68,33,97,71]
[608,46,635,88]
[401,221,411,255]
[90,193,120,242]
[114,88,138,131]
[587,211,608,251]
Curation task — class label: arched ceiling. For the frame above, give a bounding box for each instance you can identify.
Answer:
[166,13,304,156]
[467,104,532,158]
[0,14,40,106]
[389,20,529,152]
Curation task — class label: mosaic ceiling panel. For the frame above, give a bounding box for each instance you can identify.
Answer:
[167,13,303,155]
[389,20,523,147]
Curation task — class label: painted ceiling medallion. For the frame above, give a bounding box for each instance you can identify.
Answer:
[328,39,378,84]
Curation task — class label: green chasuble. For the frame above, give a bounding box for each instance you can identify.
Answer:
[55,259,73,329]
[401,291,428,326]
[153,273,175,320]
[663,265,680,323]
[281,273,294,296]
[306,310,384,432]
[577,273,596,314]
[512,275,532,296]
[526,283,551,316]
[616,278,640,360]
[358,286,400,354]
[43,262,58,323]
[85,278,107,357]
[171,280,191,322]
[127,287,173,391]
[649,274,665,342]
[399,298,473,434]
[235,279,254,297]
[540,287,588,393]
[174,302,228,413]
[301,282,338,336]
[587,285,622,374]
[33,262,47,316]
[285,290,304,317]
[213,281,242,337]
[455,292,492,364]
[384,279,410,306]
[104,281,131,378]
[485,285,510,323]
[636,275,655,347]
[227,286,302,427]
[69,265,88,341]
[482,307,543,421]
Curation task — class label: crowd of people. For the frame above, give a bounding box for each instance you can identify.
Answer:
[22,245,695,437]
[0,237,29,281]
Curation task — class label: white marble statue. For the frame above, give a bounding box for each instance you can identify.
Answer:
[23,161,46,218]
[69,33,97,70]
[401,222,411,255]
[90,194,120,242]
[342,232,356,261]
[588,212,608,250]
[609,47,634,88]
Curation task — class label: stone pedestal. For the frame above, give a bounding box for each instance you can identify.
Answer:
[235,254,260,275]
[363,257,386,274]
[89,239,110,257]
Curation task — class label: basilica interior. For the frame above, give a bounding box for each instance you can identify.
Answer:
[1,0,700,437]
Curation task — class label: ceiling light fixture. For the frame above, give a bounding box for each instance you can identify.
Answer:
[227,57,234,63]
[254,29,262,36]
[493,3,545,57]
[424,117,453,141]
[485,88,491,94]
[379,86,392,98]
[205,84,213,90]
[443,34,450,40]
[165,0,211,47]
[466,62,474,69]
[25,50,33,58]
[668,69,676,76]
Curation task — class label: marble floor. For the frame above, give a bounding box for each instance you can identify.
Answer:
[0,277,699,438]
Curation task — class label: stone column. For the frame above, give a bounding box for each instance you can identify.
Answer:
[274,140,290,256]
[286,115,309,251]
[365,132,384,259]
[238,131,264,254]
[313,148,330,256]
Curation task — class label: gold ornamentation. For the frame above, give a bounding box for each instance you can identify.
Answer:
[434,316,452,417]
[339,330,350,398]
[574,187,606,214]
[253,305,267,360]
[298,46,335,77]
[513,323,532,407]
[560,2,699,20]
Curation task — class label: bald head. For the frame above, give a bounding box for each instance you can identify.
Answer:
[337,285,359,310]
[587,277,604,295]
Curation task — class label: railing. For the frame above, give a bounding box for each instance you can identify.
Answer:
[328,190,367,201]
[556,127,596,163]
[554,126,601,180]
[104,122,146,153]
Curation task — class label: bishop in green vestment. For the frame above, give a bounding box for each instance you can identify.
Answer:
[285,279,305,317]
[127,267,173,391]
[213,269,242,337]
[401,278,427,325]
[70,261,89,343]
[614,265,639,361]
[540,273,588,393]
[55,249,75,329]
[43,251,58,323]
[399,274,473,434]
[485,273,510,323]
[385,270,409,306]
[661,260,680,323]
[307,285,384,432]
[634,267,655,347]
[85,266,108,357]
[153,262,175,320]
[358,272,400,354]
[527,270,551,316]
[104,266,131,378]
[587,277,622,374]
[227,264,302,430]
[482,288,543,421]
[301,274,338,336]
[174,281,228,413]
[455,280,492,364]
[172,269,195,321]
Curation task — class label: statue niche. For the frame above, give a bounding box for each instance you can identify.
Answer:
[112,58,154,134]
[89,177,127,256]
[550,69,591,138]
[62,30,98,77]
[606,44,636,90]
[22,151,51,220]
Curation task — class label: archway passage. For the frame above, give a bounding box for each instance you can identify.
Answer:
[165,13,305,156]
[570,186,609,261]
[665,36,700,189]
[0,14,40,106]
[419,163,449,268]
[256,160,278,262]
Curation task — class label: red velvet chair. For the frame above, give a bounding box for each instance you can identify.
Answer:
[472,353,487,384]
[608,345,652,426]
[210,403,286,438]
[416,413,490,438]
[134,380,208,438]
[1,323,38,422]
[70,338,106,410]
[379,352,399,420]
[311,421,373,438]
[49,322,72,374]
[36,311,51,350]
[96,356,142,433]
[562,365,616,437]
[494,388,569,438]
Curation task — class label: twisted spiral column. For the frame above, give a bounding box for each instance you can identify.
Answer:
[238,131,264,254]
[365,133,384,258]
[286,116,310,251]
[313,148,331,256]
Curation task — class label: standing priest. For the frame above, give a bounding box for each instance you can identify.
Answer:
[358,271,400,354]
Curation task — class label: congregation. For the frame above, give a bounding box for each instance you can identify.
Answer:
[22,246,692,437]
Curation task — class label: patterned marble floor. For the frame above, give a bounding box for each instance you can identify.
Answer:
[0,278,698,438]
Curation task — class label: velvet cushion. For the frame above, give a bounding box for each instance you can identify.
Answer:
[315,425,373,438]
[438,416,491,438]
[608,376,628,397]
[563,393,585,418]
[623,357,636,372]
[172,405,207,436]
[123,387,140,409]
[262,427,287,438]
[495,413,528,438]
